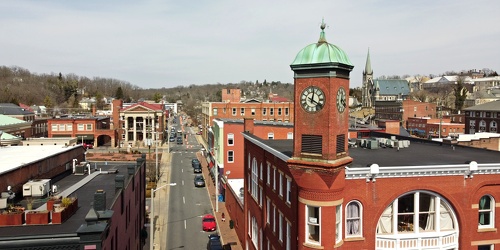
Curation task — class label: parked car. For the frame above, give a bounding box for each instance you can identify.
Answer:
[207,233,223,250]
[194,163,202,173]
[194,175,205,187]
[176,137,183,145]
[82,143,93,149]
[196,131,202,135]
[192,158,200,168]
[169,136,175,142]
[202,214,217,232]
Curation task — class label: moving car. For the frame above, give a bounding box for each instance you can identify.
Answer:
[207,234,223,250]
[82,143,93,149]
[194,175,205,187]
[176,137,183,145]
[202,214,217,232]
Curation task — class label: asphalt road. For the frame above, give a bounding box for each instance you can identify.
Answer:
[166,126,215,250]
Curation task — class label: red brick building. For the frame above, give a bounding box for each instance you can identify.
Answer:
[464,100,500,134]
[47,116,114,147]
[206,118,293,202]
[407,117,465,138]
[234,23,500,250]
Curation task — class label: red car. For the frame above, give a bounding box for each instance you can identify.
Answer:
[82,143,93,149]
[202,214,217,232]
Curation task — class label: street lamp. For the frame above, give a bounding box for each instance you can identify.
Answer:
[150,183,176,250]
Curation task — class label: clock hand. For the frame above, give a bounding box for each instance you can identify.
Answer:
[308,97,318,105]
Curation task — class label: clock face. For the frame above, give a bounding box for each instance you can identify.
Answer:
[336,87,347,113]
[300,86,325,113]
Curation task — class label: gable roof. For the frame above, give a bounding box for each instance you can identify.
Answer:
[121,102,163,112]
[374,79,410,95]
[0,103,35,116]
[463,100,500,111]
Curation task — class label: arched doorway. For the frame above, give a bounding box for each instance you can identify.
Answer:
[376,191,458,249]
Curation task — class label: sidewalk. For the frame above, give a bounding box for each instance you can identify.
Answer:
[195,135,242,250]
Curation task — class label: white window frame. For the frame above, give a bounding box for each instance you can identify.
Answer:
[266,198,271,224]
[270,108,274,116]
[279,172,283,197]
[273,204,276,233]
[479,195,495,229]
[240,107,245,116]
[77,124,84,131]
[251,158,258,199]
[227,150,234,163]
[51,124,58,131]
[227,133,234,146]
[306,205,320,245]
[336,204,342,244]
[66,124,72,131]
[268,133,274,140]
[86,124,92,131]
[285,107,289,116]
[279,212,283,242]
[262,108,267,115]
[251,216,258,247]
[286,177,291,205]
[266,163,271,185]
[287,132,293,139]
[346,201,363,237]
[259,163,263,180]
[278,108,282,116]
[213,108,218,116]
[232,108,237,116]
[273,166,276,191]
[251,108,256,116]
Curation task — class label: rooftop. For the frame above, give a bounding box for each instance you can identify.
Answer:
[0,162,132,237]
[244,132,500,168]
[0,145,81,175]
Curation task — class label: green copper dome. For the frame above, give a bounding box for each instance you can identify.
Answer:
[291,22,353,67]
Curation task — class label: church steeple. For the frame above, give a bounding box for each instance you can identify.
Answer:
[364,48,373,75]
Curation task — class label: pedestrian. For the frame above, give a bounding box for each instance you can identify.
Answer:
[221,212,226,222]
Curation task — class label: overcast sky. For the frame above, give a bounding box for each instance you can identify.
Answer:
[1,0,499,89]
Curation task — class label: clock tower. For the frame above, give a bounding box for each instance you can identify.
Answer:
[288,20,354,249]
[290,21,354,164]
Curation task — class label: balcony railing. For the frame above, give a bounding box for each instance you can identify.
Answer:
[376,231,457,249]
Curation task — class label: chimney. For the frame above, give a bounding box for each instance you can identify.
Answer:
[94,190,106,211]
[92,105,96,116]
[115,175,125,192]
[128,164,136,176]
[244,118,255,134]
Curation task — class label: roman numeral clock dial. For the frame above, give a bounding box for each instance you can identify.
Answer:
[336,87,347,113]
[300,86,325,113]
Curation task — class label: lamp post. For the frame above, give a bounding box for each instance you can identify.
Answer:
[150,183,176,250]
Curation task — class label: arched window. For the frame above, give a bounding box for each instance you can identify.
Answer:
[479,195,495,228]
[377,192,455,234]
[346,201,362,237]
[479,120,487,132]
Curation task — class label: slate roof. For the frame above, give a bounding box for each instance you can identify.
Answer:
[463,100,500,111]
[0,103,34,116]
[374,80,410,96]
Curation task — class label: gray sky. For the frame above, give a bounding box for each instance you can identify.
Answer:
[1,0,499,89]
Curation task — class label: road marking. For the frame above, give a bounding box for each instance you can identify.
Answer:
[184,220,187,229]
[182,180,184,186]
[183,196,185,204]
